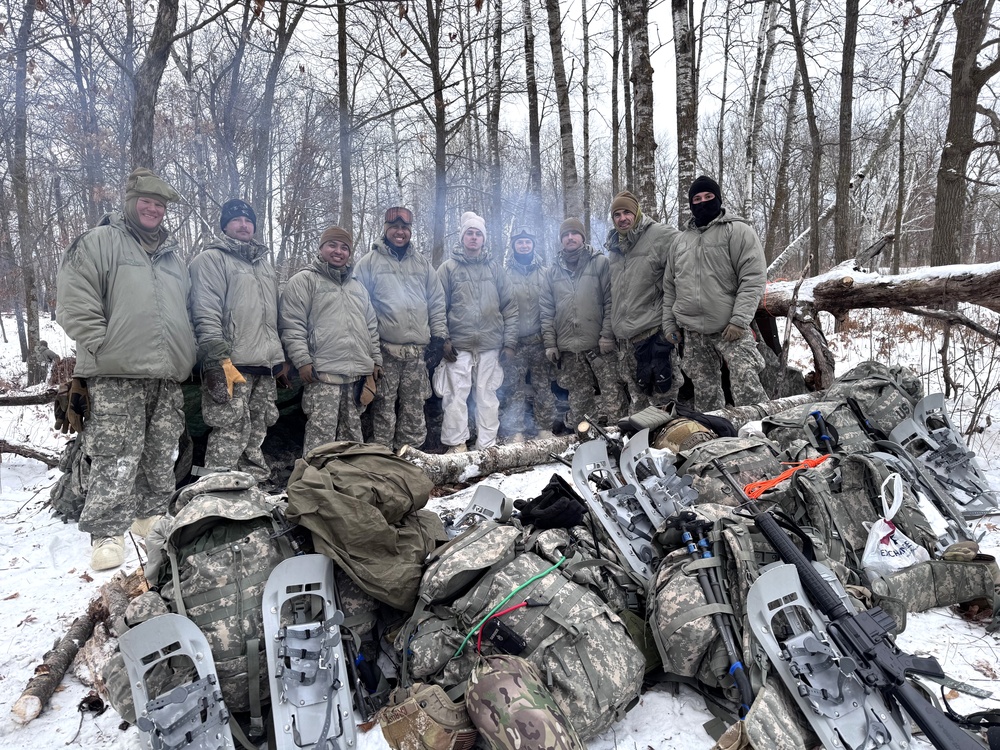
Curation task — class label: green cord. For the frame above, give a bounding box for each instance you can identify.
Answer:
[452,555,566,658]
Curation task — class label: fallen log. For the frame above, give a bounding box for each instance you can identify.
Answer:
[0,388,58,406]
[11,572,138,725]
[0,439,60,467]
[401,392,822,485]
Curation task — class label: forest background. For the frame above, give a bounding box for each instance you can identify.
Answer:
[1,0,997,385]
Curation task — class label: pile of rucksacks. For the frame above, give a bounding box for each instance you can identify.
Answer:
[96,361,1000,750]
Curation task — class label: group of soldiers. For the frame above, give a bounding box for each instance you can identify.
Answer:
[54,168,768,572]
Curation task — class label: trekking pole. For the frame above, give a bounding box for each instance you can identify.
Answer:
[666,511,755,717]
[809,410,836,454]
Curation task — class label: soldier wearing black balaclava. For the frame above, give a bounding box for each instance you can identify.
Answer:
[662,175,769,412]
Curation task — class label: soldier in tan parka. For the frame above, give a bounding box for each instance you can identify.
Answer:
[279,226,382,454]
[189,199,284,481]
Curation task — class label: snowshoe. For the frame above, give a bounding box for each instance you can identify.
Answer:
[746,563,912,749]
[451,484,515,531]
[118,613,235,750]
[620,428,699,526]
[261,554,357,750]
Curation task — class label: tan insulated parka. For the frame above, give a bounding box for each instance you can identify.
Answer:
[354,239,448,346]
[505,253,546,341]
[662,210,766,336]
[188,233,284,369]
[539,246,613,353]
[278,258,381,378]
[605,215,679,341]
[437,249,517,352]
[57,212,196,381]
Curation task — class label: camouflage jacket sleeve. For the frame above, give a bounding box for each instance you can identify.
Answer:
[277,272,313,369]
[56,230,108,357]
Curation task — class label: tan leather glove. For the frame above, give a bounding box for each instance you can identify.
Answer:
[67,378,90,432]
[722,324,744,342]
[221,359,246,397]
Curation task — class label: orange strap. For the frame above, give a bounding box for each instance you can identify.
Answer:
[742,455,830,499]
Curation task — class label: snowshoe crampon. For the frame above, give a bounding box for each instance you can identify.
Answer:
[262,554,357,750]
[118,613,235,750]
[747,563,911,749]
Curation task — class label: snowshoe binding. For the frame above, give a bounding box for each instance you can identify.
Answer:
[619,428,699,526]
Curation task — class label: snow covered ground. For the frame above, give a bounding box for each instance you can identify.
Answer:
[0,312,998,749]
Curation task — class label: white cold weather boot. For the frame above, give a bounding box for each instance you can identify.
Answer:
[91,536,125,571]
[445,444,468,454]
[130,515,162,540]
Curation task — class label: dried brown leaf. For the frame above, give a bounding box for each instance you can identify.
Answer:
[3,592,18,600]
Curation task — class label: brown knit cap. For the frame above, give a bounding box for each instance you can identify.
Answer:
[125,167,180,204]
[609,190,639,217]
[319,226,353,253]
[559,218,586,241]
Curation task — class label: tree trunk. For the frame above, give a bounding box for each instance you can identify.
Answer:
[788,0,822,276]
[487,0,504,239]
[0,440,60,467]
[715,6,732,191]
[544,0,581,217]
[833,0,859,265]
[930,0,999,267]
[763,72,801,261]
[611,0,621,196]
[338,0,354,236]
[129,0,180,170]
[742,0,777,219]
[581,0,592,236]
[671,0,697,225]
[521,0,543,233]
[625,0,657,215]
[892,53,907,275]
[621,6,634,190]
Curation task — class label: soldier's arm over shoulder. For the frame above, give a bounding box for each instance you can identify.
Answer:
[56,230,109,356]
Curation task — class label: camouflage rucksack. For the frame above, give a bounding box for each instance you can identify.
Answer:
[761,400,873,459]
[466,654,585,750]
[676,436,790,511]
[824,361,922,437]
[397,521,645,740]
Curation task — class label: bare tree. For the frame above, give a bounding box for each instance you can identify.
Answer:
[544,0,581,217]
[671,0,697,224]
[833,0,859,265]
[624,0,657,214]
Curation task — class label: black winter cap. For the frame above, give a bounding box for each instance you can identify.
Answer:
[688,175,721,203]
[220,199,257,231]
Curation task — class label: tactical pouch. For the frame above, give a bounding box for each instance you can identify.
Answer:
[869,557,999,633]
[378,683,478,750]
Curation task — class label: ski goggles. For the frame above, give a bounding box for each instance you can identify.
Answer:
[384,206,413,226]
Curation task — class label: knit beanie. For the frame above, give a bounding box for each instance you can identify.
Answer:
[688,175,721,203]
[125,167,180,204]
[559,218,586,241]
[220,199,257,231]
[459,211,487,241]
[319,226,353,253]
[609,190,639,217]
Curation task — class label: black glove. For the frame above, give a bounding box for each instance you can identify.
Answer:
[514,474,587,530]
[204,367,231,404]
[634,333,674,395]
[425,336,446,371]
[442,339,458,363]
[68,378,90,432]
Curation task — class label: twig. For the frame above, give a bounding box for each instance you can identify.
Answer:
[0,440,60,468]
[898,305,1000,344]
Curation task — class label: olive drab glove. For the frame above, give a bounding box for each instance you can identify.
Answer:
[722,324,744,342]
[442,339,458,363]
[67,378,90,432]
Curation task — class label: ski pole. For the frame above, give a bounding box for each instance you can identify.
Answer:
[669,512,755,717]
[809,410,835,454]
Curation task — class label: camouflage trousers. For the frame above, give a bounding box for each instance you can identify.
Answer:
[500,342,555,436]
[555,350,625,429]
[302,381,363,455]
[202,374,278,481]
[371,345,432,452]
[79,377,184,538]
[617,340,679,414]
[682,329,768,412]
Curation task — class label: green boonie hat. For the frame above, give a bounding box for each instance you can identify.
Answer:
[125,167,180,204]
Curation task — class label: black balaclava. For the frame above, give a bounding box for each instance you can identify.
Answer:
[689,175,723,227]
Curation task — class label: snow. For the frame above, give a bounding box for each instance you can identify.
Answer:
[0,312,998,750]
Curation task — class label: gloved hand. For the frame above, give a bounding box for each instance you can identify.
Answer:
[424,336,446,370]
[442,339,458,363]
[500,347,516,365]
[298,363,316,384]
[662,328,681,345]
[599,337,616,355]
[204,367,230,404]
[722,324,744,342]
[373,364,384,381]
[67,378,90,432]
[545,347,560,365]
[54,384,72,433]
[221,359,246,397]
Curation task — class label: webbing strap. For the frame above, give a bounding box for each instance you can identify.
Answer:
[229,716,259,750]
[183,569,272,611]
[659,603,733,641]
[247,637,264,737]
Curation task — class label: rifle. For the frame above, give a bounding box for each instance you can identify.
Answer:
[711,458,985,750]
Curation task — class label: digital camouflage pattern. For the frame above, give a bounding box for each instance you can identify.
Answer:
[762,400,873,458]
[681,329,767,412]
[301,381,363,454]
[79,377,184,538]
[49,435,88,522]
[743,681,819,750]
[500,341,555,436]
[201,373,278,481]
[824,360,922,434]
[616,343,652,412]
[677,436,786,508]
[378,683,478,750]
[466,654,585,750]
[555,350,625,428]
[335,565,377,638]
[372,345,433,450]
